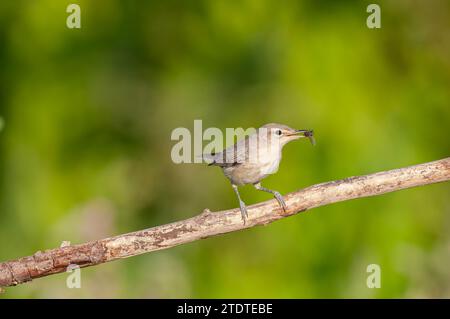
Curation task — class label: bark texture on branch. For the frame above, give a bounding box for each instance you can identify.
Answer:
[0,157,449,289]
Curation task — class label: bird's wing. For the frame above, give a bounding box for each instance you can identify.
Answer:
[204,134,255,167]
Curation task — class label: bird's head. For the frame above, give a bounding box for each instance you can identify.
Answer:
[260,123,315,147]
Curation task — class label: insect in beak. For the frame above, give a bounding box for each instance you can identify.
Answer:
[293,129,316,146]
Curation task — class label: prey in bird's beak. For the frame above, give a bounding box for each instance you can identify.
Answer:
[292,129,316,146]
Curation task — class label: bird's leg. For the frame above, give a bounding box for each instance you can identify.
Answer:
[232,184,248,224]
[253,182,287,212]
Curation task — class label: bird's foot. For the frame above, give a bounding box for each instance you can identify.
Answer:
[239,200,248,225]
[273,191,287,212]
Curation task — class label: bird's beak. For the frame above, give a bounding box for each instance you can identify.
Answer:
[289,129,316,146]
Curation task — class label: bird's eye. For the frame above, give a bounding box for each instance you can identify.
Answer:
[276,129,282,136]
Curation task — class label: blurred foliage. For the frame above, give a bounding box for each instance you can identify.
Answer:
[0,0,449,298]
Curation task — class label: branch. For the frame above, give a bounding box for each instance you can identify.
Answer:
[1,157,449,289]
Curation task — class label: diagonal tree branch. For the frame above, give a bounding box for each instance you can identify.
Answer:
[0,157,449,289]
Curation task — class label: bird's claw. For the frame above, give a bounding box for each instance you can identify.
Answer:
[239,201,248,225]
[274,192,288,212]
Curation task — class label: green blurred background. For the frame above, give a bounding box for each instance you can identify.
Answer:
[0,0,449,298]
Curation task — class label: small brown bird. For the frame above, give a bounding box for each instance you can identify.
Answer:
[204,123,315,223]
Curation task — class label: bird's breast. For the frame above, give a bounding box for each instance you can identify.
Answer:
[222,149,282,185]
[259,157,281,175]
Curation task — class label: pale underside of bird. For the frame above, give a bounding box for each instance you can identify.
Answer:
[204,123,315,224]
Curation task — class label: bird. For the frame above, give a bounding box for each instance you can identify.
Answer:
[203,123,315,224]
